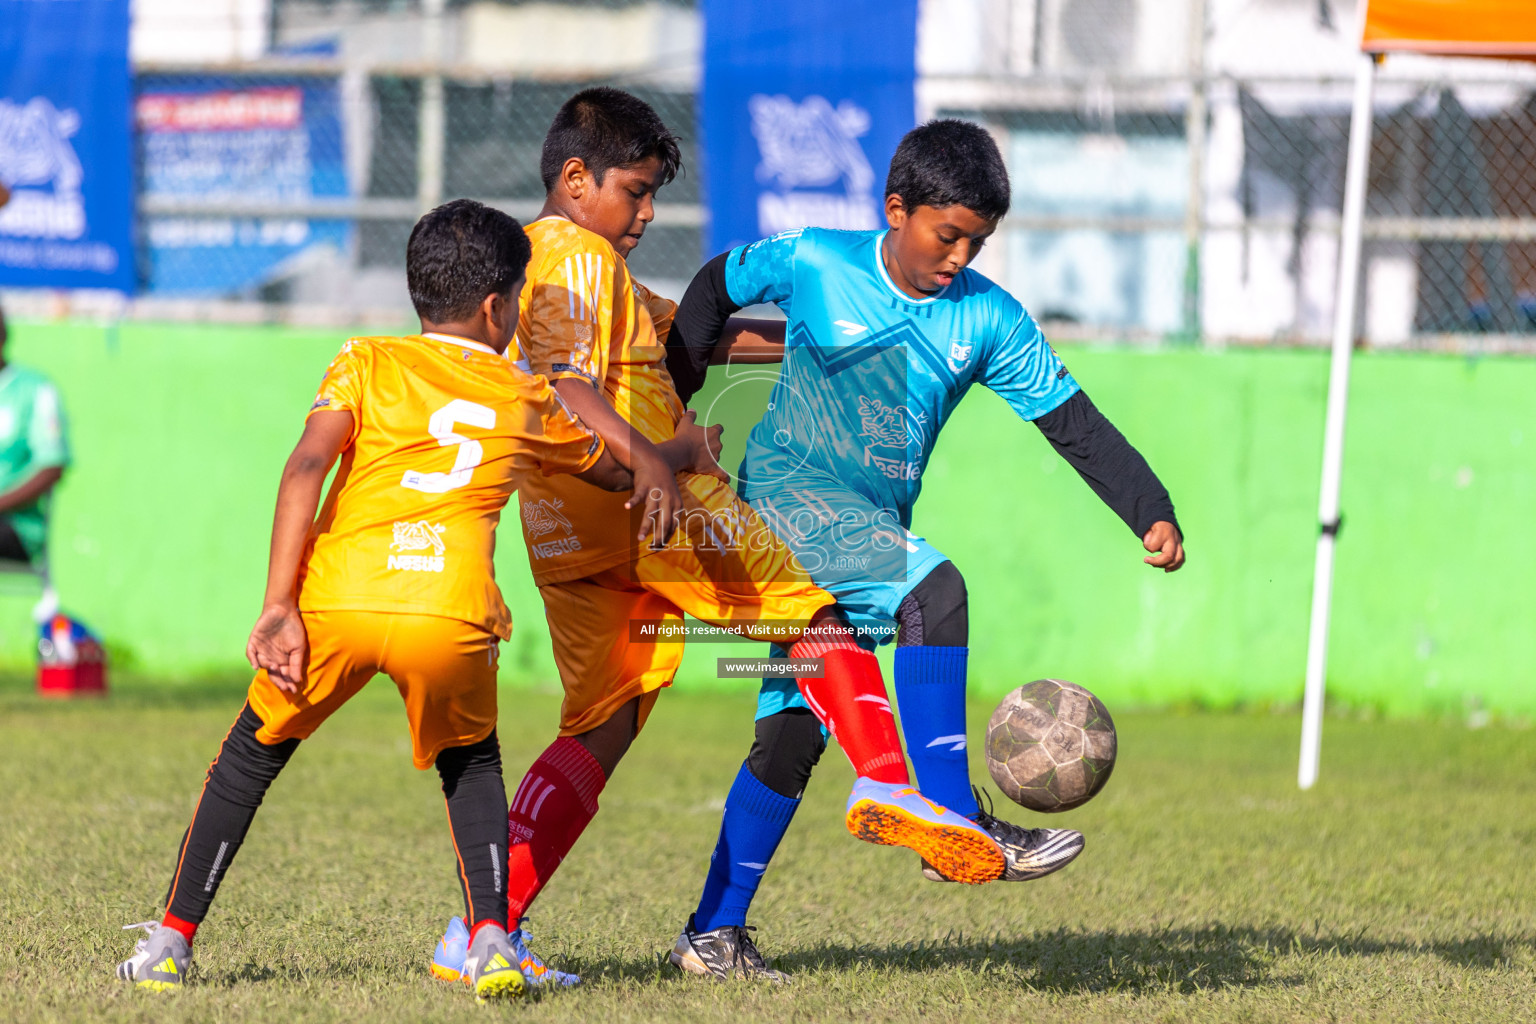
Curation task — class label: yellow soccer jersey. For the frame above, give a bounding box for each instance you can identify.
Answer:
[516,217,686,584]
[295,333,604,638]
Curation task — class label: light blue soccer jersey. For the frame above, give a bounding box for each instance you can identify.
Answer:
[721,227,1080,718]
[727,227,1079,524]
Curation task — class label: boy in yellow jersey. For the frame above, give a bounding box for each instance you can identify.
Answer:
[114,199,712,1002]
[429,89,1008,990]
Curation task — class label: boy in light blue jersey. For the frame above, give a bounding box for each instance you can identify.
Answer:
[663,121,1186,979]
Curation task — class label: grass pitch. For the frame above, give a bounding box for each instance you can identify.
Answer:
[2,681,1532,1023]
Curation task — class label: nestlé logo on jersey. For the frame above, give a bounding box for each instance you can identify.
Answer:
[388,520,446,573]
[523,498,582,559]
[857,396,925,481]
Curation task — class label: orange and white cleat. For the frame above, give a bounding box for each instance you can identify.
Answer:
[844,777,1005,884]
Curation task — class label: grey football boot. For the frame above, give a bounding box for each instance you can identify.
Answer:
[669,915,790,983]
[462,921,527,1002]
[116,922,192,992]
[922,787,1085,882]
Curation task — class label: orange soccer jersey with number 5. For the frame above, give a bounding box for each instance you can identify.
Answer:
[294,333,604,639]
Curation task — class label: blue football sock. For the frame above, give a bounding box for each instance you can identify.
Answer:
[894,645,979,818]
[692,763,800,932]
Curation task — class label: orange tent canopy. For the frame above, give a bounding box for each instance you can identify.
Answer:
[1363,0,1536,57]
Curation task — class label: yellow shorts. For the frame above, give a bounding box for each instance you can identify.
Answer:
[542,479,834,736]
[247,610,500,769]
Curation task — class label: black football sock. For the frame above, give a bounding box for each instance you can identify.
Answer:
[163,703,299,924]
[435,730,508,929]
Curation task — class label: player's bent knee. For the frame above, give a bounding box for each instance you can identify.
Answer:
[434,729,502,788]
[226,704,300,781]
[747,708,827,798]
[897,560,969,647]
[574,694,651,777]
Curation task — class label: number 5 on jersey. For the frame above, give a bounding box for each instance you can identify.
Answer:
[401,399,495,494]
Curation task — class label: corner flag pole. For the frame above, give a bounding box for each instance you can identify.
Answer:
[1299,50,1378,790]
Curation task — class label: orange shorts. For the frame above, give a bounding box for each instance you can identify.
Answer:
[542,479,834,736]
[247,610,500,770]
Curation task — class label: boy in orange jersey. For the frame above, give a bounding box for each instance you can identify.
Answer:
[114,199,714,1002]
[428,89,1007,989]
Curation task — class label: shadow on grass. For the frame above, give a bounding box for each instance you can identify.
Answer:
[563,926,1533,995]
[0,671,250,712]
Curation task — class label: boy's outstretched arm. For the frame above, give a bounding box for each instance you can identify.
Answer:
[712,318,785,365]
[1033,391,1186,572]
[553,377,691,544]
[572,445,633,492]
[572,417,726,492]
[665,253,742,403]
[669,234,801,400]
[653,410,729,484]
[247,409,353,692]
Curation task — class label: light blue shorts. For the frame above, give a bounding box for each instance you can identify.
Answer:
[744,480,948,720]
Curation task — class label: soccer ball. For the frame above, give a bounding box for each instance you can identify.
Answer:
[984,679,1117,812]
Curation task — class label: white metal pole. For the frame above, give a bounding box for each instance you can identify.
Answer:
[417,0,447,217]
[1182,0,1208,340]
[1299,51,1377,790]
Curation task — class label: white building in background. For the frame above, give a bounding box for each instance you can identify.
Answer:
[132,0,270,64]
[920,0,1536,343]
[123,0,1536,339]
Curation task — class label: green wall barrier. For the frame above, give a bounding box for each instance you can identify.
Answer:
[6,321,1533,717]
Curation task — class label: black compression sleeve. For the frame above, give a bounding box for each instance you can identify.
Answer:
[665,251,742,404]
[164,703,299,924]
[1034,390,1182,539]
[436,730,509,928]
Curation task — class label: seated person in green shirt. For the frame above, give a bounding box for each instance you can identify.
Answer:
[0,307,69,565]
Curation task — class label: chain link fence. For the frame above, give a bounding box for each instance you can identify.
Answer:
[939,68,1536,348]
[124,66,702,316]
[10,34,1536,348]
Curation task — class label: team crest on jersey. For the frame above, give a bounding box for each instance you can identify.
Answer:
[388,520,446,572]
[947,339,973,373]
[857,396,925,482]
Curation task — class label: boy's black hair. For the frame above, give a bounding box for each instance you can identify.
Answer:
[885,119,1011,222]
[406,199,531,323]
[539,86,682,193]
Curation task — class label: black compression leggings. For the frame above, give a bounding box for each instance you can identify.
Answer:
[164,705,508,928]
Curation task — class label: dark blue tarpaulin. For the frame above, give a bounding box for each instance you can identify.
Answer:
[701,0,918,257]
[0,0,134,291]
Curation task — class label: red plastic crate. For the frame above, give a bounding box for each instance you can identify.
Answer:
[38,660,106,697]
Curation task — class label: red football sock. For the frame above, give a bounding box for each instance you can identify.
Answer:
[468,917,506,944]
[504,737,606,919]
[160,912,197,945]
[790,628,910,784]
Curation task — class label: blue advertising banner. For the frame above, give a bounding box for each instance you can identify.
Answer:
[701,0,918,257]
[0,0,134,291]
[136,75,350,295]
